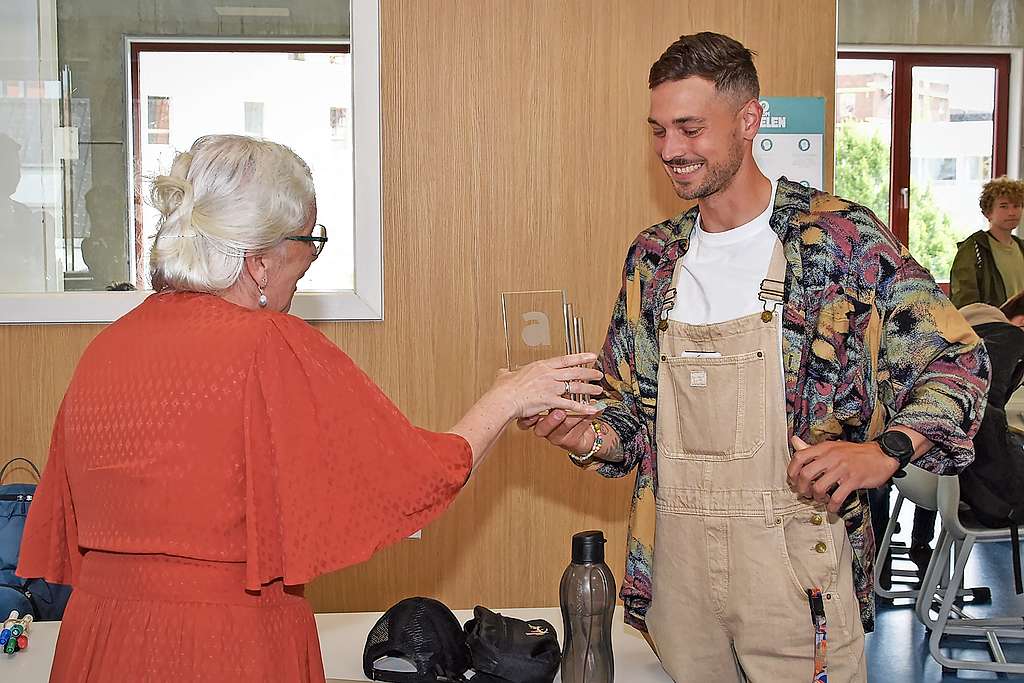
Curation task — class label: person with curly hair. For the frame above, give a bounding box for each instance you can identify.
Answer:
[950,176,1024,308]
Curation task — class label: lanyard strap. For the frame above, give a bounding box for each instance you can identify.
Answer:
[807,587,828,683]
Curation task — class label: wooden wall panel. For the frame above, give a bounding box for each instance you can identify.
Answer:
[0,326,103,482]
[0,0,837,612]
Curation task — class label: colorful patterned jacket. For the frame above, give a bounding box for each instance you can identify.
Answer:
[593,178,990,633]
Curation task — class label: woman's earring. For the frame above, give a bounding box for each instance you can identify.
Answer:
[258,280,268,308]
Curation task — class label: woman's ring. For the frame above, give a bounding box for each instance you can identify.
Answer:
[563,380,572,395]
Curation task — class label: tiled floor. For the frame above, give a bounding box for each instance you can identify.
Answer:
[867,504,1024,681]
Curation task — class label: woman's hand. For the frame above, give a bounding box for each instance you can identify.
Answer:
[449,352,605,477]
[491,352,604,419]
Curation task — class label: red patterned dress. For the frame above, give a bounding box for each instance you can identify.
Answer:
[18,292,471,681]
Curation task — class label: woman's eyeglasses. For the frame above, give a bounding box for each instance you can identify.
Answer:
[285,223,328,258]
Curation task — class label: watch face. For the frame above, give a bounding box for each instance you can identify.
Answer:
[880,430,914,458]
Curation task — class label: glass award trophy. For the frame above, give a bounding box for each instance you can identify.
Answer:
[500,290,604,414]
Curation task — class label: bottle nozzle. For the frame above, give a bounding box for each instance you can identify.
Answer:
[571,530,607,564]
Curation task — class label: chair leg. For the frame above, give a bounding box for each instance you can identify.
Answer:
[875,493,916,599]
[927,533,1024,674]
[916,527,951,629]
[929,535,974,669]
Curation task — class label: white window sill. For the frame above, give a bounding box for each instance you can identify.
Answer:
[0,289,382,325]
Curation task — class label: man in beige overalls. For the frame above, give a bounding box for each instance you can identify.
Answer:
[521,32,989,682]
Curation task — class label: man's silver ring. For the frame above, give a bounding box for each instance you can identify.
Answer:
[563,380,572,395]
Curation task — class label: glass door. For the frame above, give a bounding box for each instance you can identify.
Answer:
[837,52,1010,283]
[908,64,1000,280]
[835,58,894,226]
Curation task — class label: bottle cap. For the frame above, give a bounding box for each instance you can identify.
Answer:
[16,635,28,649]
[571,530,607,564]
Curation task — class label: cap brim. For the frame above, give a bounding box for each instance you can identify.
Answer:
[367,658,428,683]
[466,674,509,683]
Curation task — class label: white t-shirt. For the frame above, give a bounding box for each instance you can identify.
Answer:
[669,181,780,324]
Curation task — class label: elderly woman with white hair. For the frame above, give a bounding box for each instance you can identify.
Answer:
[17,134,601,682]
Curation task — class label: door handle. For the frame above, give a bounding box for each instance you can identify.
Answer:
[900,186,910,210]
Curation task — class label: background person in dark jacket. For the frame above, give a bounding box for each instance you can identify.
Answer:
[950,177,1024,308]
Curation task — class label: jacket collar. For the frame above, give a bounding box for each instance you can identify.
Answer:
[966,229,1024,254]
[662,176,812,248]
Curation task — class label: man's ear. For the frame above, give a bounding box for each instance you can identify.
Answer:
[738,97,763,142]
[243,253,269,288]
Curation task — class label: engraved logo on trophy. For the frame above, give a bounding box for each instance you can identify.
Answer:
[520,311,553,348]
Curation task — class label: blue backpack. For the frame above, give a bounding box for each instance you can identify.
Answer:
[0,458,72,621]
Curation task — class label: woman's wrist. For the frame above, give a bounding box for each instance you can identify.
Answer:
[481,385,518,425]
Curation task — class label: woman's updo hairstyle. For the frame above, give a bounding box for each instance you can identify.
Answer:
[149,134,314,293]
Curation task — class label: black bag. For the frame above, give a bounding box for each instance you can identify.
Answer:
[463,606,560,683]
[957,321,1024,592]
[0,458,73,620]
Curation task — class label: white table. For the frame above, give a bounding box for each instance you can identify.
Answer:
[5,606,670,682]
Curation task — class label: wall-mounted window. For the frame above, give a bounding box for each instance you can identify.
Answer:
[835,51,1011,282]
[0,0,382,323]
[965,156,993,181]
[146,96,170,144]
[243,101,264,137]
[130,42,356,295]
[911,157,957,183]
[329,106,348,143]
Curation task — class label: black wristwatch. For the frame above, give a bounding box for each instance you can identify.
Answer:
[876,430,914,479]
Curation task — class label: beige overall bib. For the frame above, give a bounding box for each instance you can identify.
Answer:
[645,241,867,682]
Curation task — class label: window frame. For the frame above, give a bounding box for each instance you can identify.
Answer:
[0,0,382,324]
[837,47,1018,247]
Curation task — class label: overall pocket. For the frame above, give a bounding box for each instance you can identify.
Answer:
[656,350,766,461]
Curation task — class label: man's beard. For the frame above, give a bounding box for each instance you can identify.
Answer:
[671,141,744,200]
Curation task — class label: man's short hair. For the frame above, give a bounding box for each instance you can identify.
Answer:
[648,32,759,103]
[980,176,1024,217]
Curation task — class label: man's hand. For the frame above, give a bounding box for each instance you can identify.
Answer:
[787,435,900,514]
[517,410,598,455]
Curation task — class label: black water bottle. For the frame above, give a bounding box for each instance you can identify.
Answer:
[559,530,615,683]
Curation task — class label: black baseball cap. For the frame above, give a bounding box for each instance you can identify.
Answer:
[463,606,560,683]
[363,597,472,683]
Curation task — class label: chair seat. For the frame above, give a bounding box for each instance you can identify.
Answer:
[957,506,1024,540]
